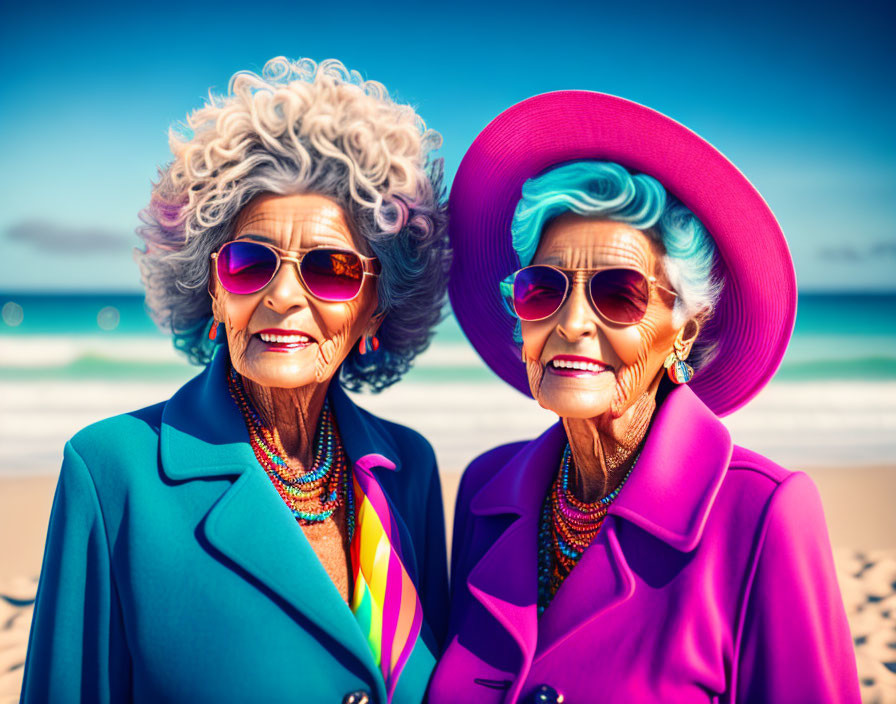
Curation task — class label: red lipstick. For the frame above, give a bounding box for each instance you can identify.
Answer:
[546,354,612,377]
[252,328,316,352]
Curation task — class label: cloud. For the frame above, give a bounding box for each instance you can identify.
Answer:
[818,241,896,261]
[5,220,134,254]
[817,245,863,261]
[869,241,896,258]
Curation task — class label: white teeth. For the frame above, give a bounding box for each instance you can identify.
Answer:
[259,333,310,344]
[551,359,605,372]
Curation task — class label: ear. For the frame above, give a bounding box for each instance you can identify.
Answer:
[207,264,222,322]
[364,311,386,338]
[677,318,701,359]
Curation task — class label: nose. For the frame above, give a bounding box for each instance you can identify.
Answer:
[555,273,598,342]
[263,259,309,313]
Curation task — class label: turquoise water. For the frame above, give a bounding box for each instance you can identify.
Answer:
[1,292,894,381]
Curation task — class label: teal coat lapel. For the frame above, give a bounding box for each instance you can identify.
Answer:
[159,348,394,702]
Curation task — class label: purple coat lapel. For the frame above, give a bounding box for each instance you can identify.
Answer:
[608,384,732,551]
[462,385,732,696]
[464,423,564,700]
[534,517,636,661]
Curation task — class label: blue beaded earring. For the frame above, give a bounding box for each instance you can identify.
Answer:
[664,334,694,384]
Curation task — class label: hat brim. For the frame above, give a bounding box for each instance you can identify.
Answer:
[448,91,796,417]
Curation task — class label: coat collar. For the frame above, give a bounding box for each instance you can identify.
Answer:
[158,348,406,703]
[469,383,732,552]
[160,346,403,482]
[608,383,732,551]
[465,384,732,680]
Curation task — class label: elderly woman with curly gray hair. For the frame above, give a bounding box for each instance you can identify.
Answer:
[22,57,450,704]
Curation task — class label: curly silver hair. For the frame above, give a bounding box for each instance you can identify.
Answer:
[135,56,449,391]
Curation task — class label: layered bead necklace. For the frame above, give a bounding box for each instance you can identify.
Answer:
[227,367,355,538]
[537,443,638,615]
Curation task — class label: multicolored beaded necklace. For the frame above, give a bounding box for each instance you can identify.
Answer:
[226,367,355,538]
[537,443,638,615]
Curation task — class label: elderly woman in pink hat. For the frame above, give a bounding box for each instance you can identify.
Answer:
[428,92,860,703]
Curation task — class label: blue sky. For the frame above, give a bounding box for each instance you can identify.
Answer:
[1,0,894,291]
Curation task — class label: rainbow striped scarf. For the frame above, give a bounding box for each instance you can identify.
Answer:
[350,455,424,702]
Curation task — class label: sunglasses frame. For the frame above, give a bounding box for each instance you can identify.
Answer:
[505,264,678,325]
[211,240,381,301]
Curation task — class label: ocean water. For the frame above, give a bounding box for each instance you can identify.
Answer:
[1,292,894,382]
[1,292,895,473]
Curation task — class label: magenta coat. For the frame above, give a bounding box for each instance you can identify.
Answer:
[428,384,860,703]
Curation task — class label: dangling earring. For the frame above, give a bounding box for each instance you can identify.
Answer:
[358,335,380,355]
[664,335,694,384]
[209,320,219,341]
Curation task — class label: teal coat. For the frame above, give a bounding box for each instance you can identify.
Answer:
[21,349,449,703]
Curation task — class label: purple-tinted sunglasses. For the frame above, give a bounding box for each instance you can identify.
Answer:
[211,240,380,301]
[502,264,677,325]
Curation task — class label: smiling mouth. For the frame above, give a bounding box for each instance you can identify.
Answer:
[547,356,612,377]
[253,330,316,352]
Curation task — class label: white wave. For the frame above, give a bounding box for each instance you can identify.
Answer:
[1,332,894,376]
[2,378,895,476]
[0,336,183,367]
[0,335,483,369]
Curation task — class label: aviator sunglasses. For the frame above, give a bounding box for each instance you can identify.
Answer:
[503,265,677,325]
[211,240,380,301]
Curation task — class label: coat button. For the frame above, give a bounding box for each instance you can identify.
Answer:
[530,684,564,703]
[342,691,371,704]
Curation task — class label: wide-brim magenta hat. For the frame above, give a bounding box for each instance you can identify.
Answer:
[448,91,797,417]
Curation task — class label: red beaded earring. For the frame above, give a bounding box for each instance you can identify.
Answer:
[358,335,380,355]
[209,320,219,341]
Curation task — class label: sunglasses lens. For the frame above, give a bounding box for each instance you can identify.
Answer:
[513,266,568,321]
[217,241,278,294]
[590,269,650,324]
[300,249,364,301]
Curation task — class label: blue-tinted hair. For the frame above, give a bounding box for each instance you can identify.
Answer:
[507,161,723,369]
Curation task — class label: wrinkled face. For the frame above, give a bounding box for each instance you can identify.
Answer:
[521,214,683,420]
[211,193,378,390]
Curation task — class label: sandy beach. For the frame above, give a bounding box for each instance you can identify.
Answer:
[2,370,896,701]
[2,465,895,703]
